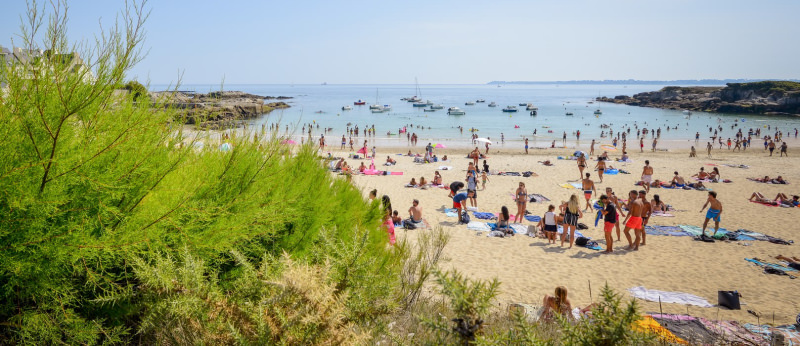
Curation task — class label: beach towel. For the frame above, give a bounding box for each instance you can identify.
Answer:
[529,193,550,202]
[644,225,692,236]
[559,183,576,189]
[722,164,749,169]
[390,171,404,175]
[569,182,583,189]
[472,212,496,220]
[467,222,492,232]
[444,208,458,217]
[650,211,675,217]
[524,215,541,222]
[627,286,713,308]
[509,224,528,234]
[604,168,619,175]
[745,258,798,272]
[744,323,800,345]
[651,314,717,344]
[678,225,728,238]
[633,316,689,345]
[698,318,769,345]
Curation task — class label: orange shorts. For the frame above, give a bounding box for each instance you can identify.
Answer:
[604,221,615,233]
[625,216,642,229]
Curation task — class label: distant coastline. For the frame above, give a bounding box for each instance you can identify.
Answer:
[487,79,800,86]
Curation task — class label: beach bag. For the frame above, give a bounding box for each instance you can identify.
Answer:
[404,220,417,230]
[529,196,537,203]
[577,222,588,230]
[575,237,589,246]
[459,211,470,224]
[718,291,741,310]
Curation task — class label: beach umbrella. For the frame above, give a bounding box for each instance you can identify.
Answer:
[600,144,617,151]
[434,143,447,148]
[475,138,492,144]
[281,139,297,145]
[573,150,587,157]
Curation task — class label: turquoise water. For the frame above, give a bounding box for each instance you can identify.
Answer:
[161,84,800,149]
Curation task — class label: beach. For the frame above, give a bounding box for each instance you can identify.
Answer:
[342,139,800,325]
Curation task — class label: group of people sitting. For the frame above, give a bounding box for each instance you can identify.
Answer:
[749,192,799,207]
[390,198,425,229]
[407,171,444,188]
[692,166,722,181]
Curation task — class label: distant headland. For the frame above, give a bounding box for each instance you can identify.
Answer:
[487,79,800,85]
[596,81,800,115]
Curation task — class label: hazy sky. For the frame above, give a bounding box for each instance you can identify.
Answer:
[2,0,799,84]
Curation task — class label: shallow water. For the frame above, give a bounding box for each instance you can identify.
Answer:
[159,83,800,149]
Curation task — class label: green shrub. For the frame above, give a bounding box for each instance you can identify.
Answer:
[558,284,654,345]
[123,80,151,102]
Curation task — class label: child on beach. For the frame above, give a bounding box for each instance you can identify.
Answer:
[481,171,489,190]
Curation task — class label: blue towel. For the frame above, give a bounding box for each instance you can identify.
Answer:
[524,215,541,222]
[473,212,496,220]
[745,258,798,272]
[604,168,619,175]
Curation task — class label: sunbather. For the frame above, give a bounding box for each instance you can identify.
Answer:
[408,178,417,187]
[386,156,396,165]
[539,286,573,322]
[651,194,667,212]
[772,176,787,184]
[692,167,710,180]
[688,181,707,190]
[749,192,799,207]
[433,171,443,186]
[709,167,721,181]
[408,199,423,224]
[664,171,686,188]
[419,177,427,187]
[391,210,402,225]
[498,206,513,235]
[358,162,366,173]
[775,255,800,270]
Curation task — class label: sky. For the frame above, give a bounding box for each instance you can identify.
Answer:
[1,0,799,85]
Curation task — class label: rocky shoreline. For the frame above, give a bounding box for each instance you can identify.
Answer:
[150,91,292,128]
[597,81,800,116]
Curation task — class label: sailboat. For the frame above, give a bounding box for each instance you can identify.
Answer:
[371,89,390,113]
[406,78,423,103]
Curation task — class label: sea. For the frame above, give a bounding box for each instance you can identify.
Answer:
[156,84,800,149]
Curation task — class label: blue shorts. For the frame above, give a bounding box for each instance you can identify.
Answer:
[706,208,721,222]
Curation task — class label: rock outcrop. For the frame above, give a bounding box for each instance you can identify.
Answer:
[150,90,292,128]
[597,81,800,115]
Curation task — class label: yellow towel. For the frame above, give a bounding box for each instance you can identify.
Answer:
[632,315,688,345]
[559,183,575,189]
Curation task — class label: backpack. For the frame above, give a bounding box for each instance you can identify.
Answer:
[577,222,588,230]
[460,211,471,224]
[575,237,589,246]
[404,220,417,230]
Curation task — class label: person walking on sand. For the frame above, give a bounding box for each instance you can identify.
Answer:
[600,194,616,253]
[524,138,529,154]
[780,142,788,157]
[319,134,325,151]
[481,171,489,190]
[700,191,723,237]
[651,137,657,151]
[515,182,528,225]
[577,153,587,180]
[595,156,606,183]
[341,135,346,150]
[581,173,596,212]
[707,142,713,158]
[640,138,644,153]
[621,190,644,250]
[471,147,480,166]
[640,160,653,193]
[638,190,652,246]
[768,140,776,156]
[590,139,595,156]
[561,194,583,248]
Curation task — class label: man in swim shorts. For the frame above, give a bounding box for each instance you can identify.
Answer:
[700,191,723,237]
[639,190,652,246]
[622,190,644,250]
[408,199,423,224]
[581,173,596,212]
[452,191,469,223]
[640,160,653,193]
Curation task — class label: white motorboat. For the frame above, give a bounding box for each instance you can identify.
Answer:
[447,107,466,115]
[383,104,392,111]
[425,100,434,105]
[341,105,352,111]
[526,104,538,111]
[488,102,497,107]
[476,99,485,103]
[431,104,444,109]
[465,101,475,106]
[502,106,518,113]
[371,106,385,113]
[369,104,382,110]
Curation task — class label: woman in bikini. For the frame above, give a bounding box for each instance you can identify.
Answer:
[433,171,442,186]
[539,286,573,322]
[651,194,667,212]
[561,194,583,248]
[498,206,512,234]
[514,182,528,225]
[576,153,587,180]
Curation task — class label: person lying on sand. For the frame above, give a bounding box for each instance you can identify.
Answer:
[775,255,800,270]
[773,176,787,184]
[749,192,799,207]
[539,160,553,166]
[688,181,707,190]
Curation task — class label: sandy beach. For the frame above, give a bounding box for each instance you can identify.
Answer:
[340,138,800,325]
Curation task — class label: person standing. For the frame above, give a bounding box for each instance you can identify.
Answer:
[595,157,606,183]
[780,142,788,157]
[561,194,583,248]
[467,172,478,208]
[638,190,652,246]
[514,182,528,226]
[640,138,644,153]
[605,187,625,241]
[590,139,595,156]
[319,134,325,151]
[621,190,644,250]
[524,138,529,154]
[341,135,346,150]
[640,160,653,193]
[700,191,723,237]
[577,153,587,180]
[768,140,776,156]
[707,142,713,158]
[600,194,616,253]
[471,147,480,166]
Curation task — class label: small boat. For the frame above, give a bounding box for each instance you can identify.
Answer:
[465,101,475,106]
[424,100,434,105]
[412,102,428,107]
[354,99,366,105]
[383,104,392,111]
[488,102,497,107]
[593,109,602,115]
[447,107,466,115]
[423,108,437,112]
[518,103,527,106]
[369,104,382,110]
[476,99,485,103]
[526,104,538,111]
[565,112,574,116]
[431,104,444,109]
[502,106,518,113]
[406,96,421,103]
[530,110,537,116]
[371,106,385,113]
[341,105,352,111]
